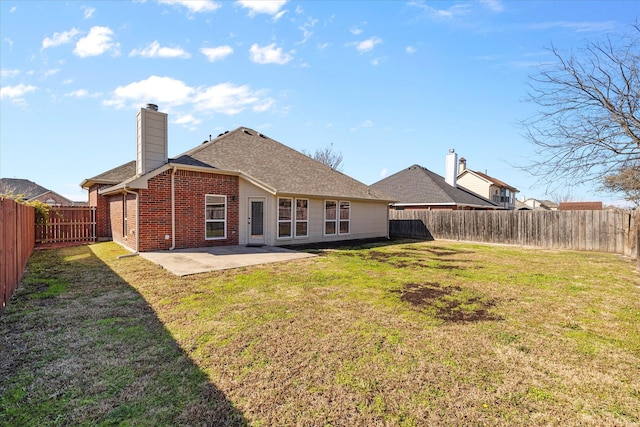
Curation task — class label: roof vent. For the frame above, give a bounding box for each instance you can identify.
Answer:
[146,103,158,111]
[243,129,252,135]
[259,133,267,139]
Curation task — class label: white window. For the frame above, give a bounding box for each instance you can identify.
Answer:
[324,200,337,235]
[339,201,350,234]
[205,195,226,239]
[278,197,293,238]
[325,200,350,235]
[295,199,308,238]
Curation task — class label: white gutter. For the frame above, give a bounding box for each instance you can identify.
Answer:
[169,166,177,250]
[117,186,139,258]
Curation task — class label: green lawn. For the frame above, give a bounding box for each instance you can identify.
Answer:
[1,240,639,426]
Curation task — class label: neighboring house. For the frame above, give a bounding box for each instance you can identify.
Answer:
[370,150,499,211]
[81,104,392,252]
[0,178,78,206]
[521,198,558,211]
[456,158,519,209]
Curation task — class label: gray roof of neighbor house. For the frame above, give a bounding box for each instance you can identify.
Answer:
[83,127,392,202]
[370,164,498,208]
[0,178,50,200]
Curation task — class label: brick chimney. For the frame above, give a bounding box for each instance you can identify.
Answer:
[136,103,168,176]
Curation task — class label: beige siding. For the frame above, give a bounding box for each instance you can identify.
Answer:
[239,179,389,246]
[457,174,490,199]
[136,108,168,175]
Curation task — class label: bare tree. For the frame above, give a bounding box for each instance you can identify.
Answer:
[522,23,640,188]
[303,144,344,171]
[600,163,640,207]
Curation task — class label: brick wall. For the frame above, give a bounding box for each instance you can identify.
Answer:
[106,193,138,251]
[89,184,112,240]
[136,169,239,251]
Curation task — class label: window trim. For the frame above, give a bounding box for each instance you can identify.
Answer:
[324,200,337,236]
[294,198,309,238]
[325,199,351,236]
[277,197,293,240]
[205,194,227,240]
[339,200,350,235]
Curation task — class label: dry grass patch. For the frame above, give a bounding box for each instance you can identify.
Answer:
[2,239,639,426]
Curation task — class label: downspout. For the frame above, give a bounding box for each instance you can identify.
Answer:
[117,186,139,258]
[169,166,177,250]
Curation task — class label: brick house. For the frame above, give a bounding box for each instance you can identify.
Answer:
[370,150,499,211]
[81,105,392,252]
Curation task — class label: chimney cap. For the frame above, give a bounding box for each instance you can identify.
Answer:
[146,103,158,111]
[448,148,455,153]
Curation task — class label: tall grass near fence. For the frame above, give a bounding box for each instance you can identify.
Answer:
[0,198,35,310]
[390,209,638,259]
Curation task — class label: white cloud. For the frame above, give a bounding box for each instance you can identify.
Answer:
[64,89,89,97]
[103,75,275,117]
[273,10,287,21]
[10,6,16,13]
[480,0,504,13]
[104,75,193,109]
[297,17,318,44]
[349,119,374,132]
[317,42,330,50]
[129,41,190,58]
[0,83,37,102]
[352,37,382,53]
[350,26,363,35]
[526,21,617,33]
[74,26,120,57]
[42,28,80,49]
[380,168,388,177]
[408,1,472,19]
[82,6,96,19]
[1,69,20,78]
[249,43,292,65]
[405,45,417,54]
[237,0,287,16]
[173,113,202,128]
[193,82,271,114]
[200,45,233,62]
[43,69,60,77]
[158,0,220,13]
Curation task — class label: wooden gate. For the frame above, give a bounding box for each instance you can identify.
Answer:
[36,206,96,245]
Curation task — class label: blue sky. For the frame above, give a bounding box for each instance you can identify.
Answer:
[1,1,638,205]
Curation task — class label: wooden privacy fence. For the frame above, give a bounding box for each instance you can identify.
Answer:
[390,209,638,259]
[36,206,96,245]
[1,198,35,310]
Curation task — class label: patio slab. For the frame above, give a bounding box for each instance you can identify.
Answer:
[138,245,316,276]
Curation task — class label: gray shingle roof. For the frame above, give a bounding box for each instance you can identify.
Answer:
[84,127,391,201]
[370,164,497,208]
[0,178,49,199]
[82,161,136,187]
